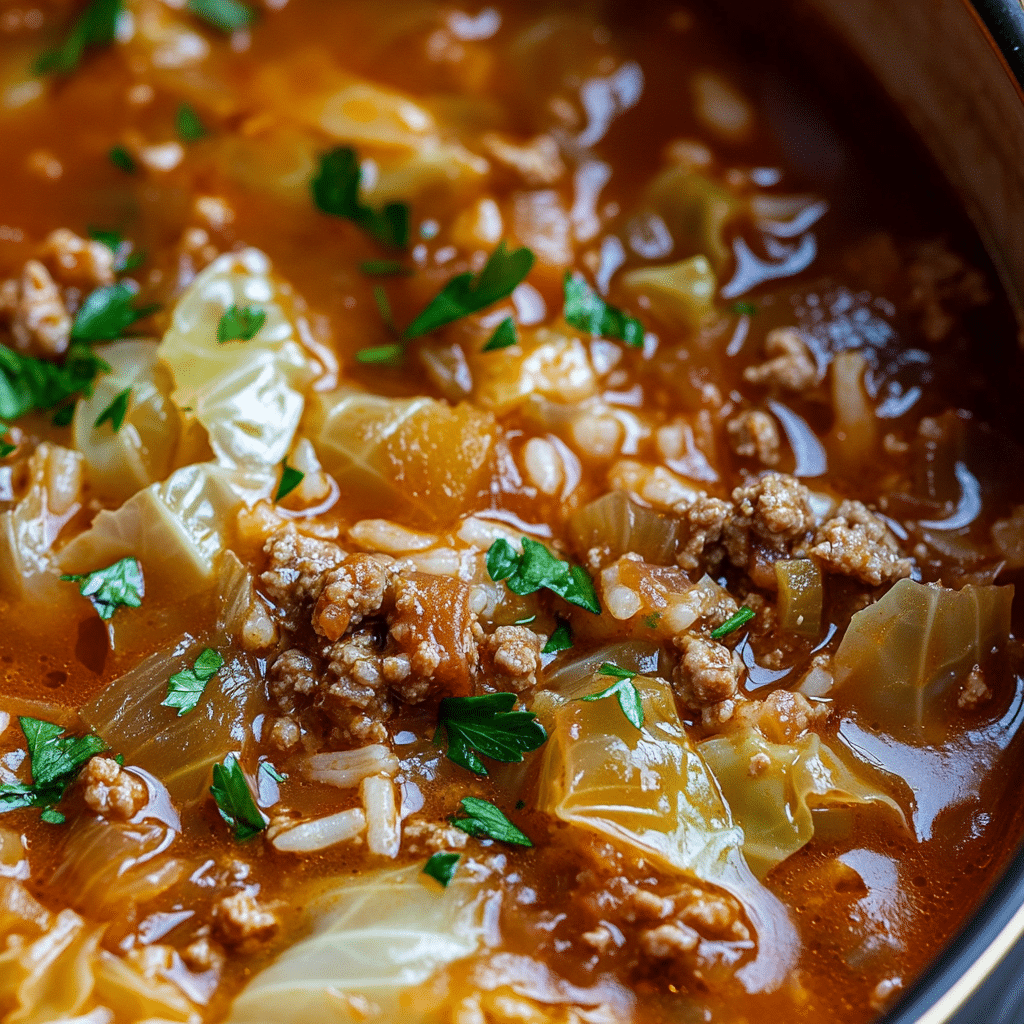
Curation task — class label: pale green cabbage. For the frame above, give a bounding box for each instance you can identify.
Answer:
[157,248,318,469]
[698,730,905,879]
[622,255,718,332]
[833,578,1014,739]
[227,864,498,1024]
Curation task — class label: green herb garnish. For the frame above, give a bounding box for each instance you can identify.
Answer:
[486,537,600,614]
[311,147,409,249]
[61,556,144,620]
[72,283,155,342]
[451,796,532,847]
[435,693,546,776]
[93,386,130,432]
[108,145,136,174]
[259,762,287,783]
[34,0,122,76]
[563,272,643,347]
[0,443,13,459]
[541,621,572,654]
[423,851,460,887]
[211,755,267,841]
[160,648,224,717]
[0,344,109,423]
[710,606,756,640]
[406,242,533,339]
[482,316,518,352]
[581,664,644,729]
[0,717,105,821]
[187,0,256,32]
[275,459,304,502]
[217,305,265,342]
[360,260,410,277]
[87,228,144,273]
[731,301,758,316]
[176,102,207,142]
[355,343,405,366]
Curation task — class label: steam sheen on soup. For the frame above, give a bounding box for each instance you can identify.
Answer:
[0,2,1023,1023]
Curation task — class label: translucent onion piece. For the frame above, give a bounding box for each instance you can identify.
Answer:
[542,641,662,696]
[91,950,196,1023]
[569,490,681,565]
[699,730,905,879]
[774,559,823,637]
[827,350,877,472]
[621,255,717,332]
[157,248,318,469]
[833,578,1014,738]
[309,390,495,528]
[72,340,183,505]
[82,636,267,802]
[226,864,500,1024]
[57,463,273,601]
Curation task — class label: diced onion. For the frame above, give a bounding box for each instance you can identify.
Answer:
[775,559,823,637]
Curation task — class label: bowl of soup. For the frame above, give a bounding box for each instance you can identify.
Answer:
[1,2,1024,1023]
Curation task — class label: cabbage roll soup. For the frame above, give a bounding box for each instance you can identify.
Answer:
[2,0,1024,1022]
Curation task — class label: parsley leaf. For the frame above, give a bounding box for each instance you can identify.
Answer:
[93,386,130,432]
[217,305,265,342]
[423,851,460,887]
[0,343,110,422]
[0,717,105,821]
[360,260,410,277]
[405,242,534,339]
[160,648,223,717]
[482,316,518,352]
[542,621,572,654]
[34,0,122,76]
[108,145,136,174]
[373,285,396,332]
[581,665,644,729]
[451,797,532,847]
[436,693,546,776]
[61,556,144,620]
[563,272,644,347]
[176,102,207,142]
[211,755,266,841]
[710,606,755,640]
[275,459,304,502]
[72,283,154,341]
[0,442,13,459]
[40,808,66,824]
[88,228,144,273]
[355,343,405,366]
[187,0,256,32]
[259,761,287,783]
[88,227,123,251]
[486,537,600,614]
[311,147,409,249]
[732,301,758,316]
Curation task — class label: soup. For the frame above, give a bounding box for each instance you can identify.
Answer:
[0,1,1022,1022]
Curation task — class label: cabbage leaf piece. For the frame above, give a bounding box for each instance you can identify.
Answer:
[227,864,498,1024]
[157,248,318,469]
[621,255,717,332]
[833,578,1014,739]
[698,730,906,879]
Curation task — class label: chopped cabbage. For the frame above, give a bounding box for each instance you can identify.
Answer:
[833,578,1014,739]
[72,340,185,505]
[699,730,905,878]
[309,390,495,528]
[622,255,718,332]
[56,462,273,601]
[227,863,499,1024]
[157,249,318,469]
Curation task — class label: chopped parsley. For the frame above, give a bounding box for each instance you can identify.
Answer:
[581,664,644,729]
[486,537,600,614]
[0,717,105,822]
[176,103,207,142]
[563,272,644,347]
[211,755,267,841]
[360,260,410,277]
[423,851,460,887]
[311,147,409,249]
[542,621,572,654]
[710,606,756,640]
[93,386,131,432]
[187,0,256,32]
[61,556,145,620]
[108,145,136,174]
[0,344,109,423]
[275,459,304,502]
[88,228,144,273]
[482,316,518,352]
[355,343,405,366]
[435,693,547,776]
[34,0,122,76]
[732,301,758,316]
[405,242,534,339]
[217,305,265,342]
[642,612,662,629]
[0,442,13,460]
[373,285,396,332]
[160,648,224,717]
[72,283,155,342]
[451,796,532,847]
[259,761,287,784]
